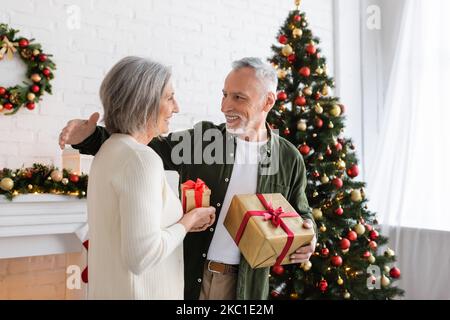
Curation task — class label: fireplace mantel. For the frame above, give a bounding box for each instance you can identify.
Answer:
[0,194,87,259]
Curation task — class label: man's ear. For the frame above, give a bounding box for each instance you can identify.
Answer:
[263,92,276,112]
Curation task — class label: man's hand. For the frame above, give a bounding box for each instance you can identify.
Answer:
[290,219,317,264]
[59,112,100,150]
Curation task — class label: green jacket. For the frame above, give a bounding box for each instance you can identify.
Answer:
[73,121,315,300]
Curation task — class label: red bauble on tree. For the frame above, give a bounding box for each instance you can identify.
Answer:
[362,251,371,259]
[31,85,40,93]
[314,92,322,100]
[283,128,290,136]
[42,68,51,77]
[318,279,328,292]
[335,207,344,216]
[306,44,317,55]
[299,66,311,77]
[321,247,329,257]
[312,171,320,178]
[19,38,29,48]
[4,103,13,110]
[272,265,285,276]
[26,102,35,110]
[69,174,80,183]
[340,238,351,250]
[287,54,296,63]
[315,117,323,128]
[332,177,343,189]
[347,164,359,178]
[369,230,379,240]
[331,255,343,267]
[277,91,288,101]
[295,95,307,106]
[390,267,401,279]
[325,146,332,156]
[347,230,357,241]
[278,35,288,44]
[0,87,6,95]
[293,15,302,22]
[299,144,311,156]
[335,142,343,151]
[368,241,377,250]
[39,54,48,62]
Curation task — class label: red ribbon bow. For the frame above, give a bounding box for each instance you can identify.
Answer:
[182,178,207,212]
[234,194,299,266]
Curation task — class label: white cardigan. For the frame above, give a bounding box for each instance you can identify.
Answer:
[87,134,186,300]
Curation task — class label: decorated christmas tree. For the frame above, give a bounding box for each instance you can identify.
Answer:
[267,1,403,300]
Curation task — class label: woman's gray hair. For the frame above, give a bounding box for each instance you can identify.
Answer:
[100,56,171,135]
[231,57,278,94]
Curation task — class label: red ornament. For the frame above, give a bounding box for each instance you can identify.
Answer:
[390,267,401,279]
[26,102,35,110]
[39,54,48,62]
[283,128,290,136]
[316,53,321,59]
[340,238,351,250]
[315,117,323,128]
[314,92,321,100]
[0,87,6,95]
[293,15,302,22]
[278,35,288,44]
[321,248,329,257]
[331,255,343,267]
[272,265,285,276]
[299,144,310,156]
[42,68,51,76]
[287,54,296,63]
[369,241,378,250]
[347,164,359,178]
[4,103,13,110]
[306,44,317,55]
[69,174,80,183]
[347,231,357,241]
[335,207,344,216]
[312,171,320,178]
[325,147,332,156]
[332,178,343,189]
[19,38,29,48]
[295,95,307,106]
[335,142,343,151]
[31,85,40,93]
[369,230,379,240]
[362,251,371,259]
[318,279,328,292]
[299,67,311,77]
[365,224,373,232]
[277,91,288,101]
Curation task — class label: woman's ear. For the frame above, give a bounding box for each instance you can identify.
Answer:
[263,92,276,112]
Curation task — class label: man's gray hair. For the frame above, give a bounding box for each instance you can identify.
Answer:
[100,56,171,135]
[231,57,278,94]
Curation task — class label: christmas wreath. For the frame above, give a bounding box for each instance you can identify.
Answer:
[0,163,88,201]
[0,23,56,115]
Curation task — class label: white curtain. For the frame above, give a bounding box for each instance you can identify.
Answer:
[367,0,450,299]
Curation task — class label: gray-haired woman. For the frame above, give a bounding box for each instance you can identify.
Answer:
[87,56,215,300]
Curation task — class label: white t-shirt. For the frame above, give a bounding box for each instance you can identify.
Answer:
[207,137,267,265]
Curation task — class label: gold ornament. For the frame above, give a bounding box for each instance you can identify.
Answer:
[62,178,69,185]
[322,85,329,96]
[27,93,36,101]
[0,104,3,112]
[9,92,20,104]
[312,133,317,138]
[33,49,40,56]
[330,104,342,117]
[50,170,63,182]
[384,266,390,273]
[292,28,303,38]
[0,178,14,191]
[321,175,329,184]
[368,255,376,264]
[277,69,288,79]
[295,0,302,7]
[337,277,344,285]
[344,291,351,299]
[297,120,307,131]
[337,159,346,170]
[318,154,324,161]
[315,67,324,75]
[328,122,334,129]
[314,104,323,114]
[351,189,362,202]
[354,223,366,235]
[281,44,293,57]
[313,191,318,197]
[320,225,327,232]
[303,87,313,96]
[301,261,312,271]
[312,208,323,220]
[385,248,395,257]
[31,74,42,82]
[381,276,391,287]
[27,184,33,190]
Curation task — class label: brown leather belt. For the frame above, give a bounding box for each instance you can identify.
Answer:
[207,260,239,275]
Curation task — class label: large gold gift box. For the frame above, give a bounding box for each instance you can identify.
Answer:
[224,193,315,268]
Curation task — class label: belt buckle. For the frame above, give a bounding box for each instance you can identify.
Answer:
[207,260,221,274]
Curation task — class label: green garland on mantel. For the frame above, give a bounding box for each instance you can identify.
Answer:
[0,163,88,201]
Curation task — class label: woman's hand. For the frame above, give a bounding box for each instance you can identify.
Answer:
[180,207,216,233]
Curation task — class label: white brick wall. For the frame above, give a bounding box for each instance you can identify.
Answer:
[0,0,334,170]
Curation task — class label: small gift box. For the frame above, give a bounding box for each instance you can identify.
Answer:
[224,193,315,268]
[181,178,211,213]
